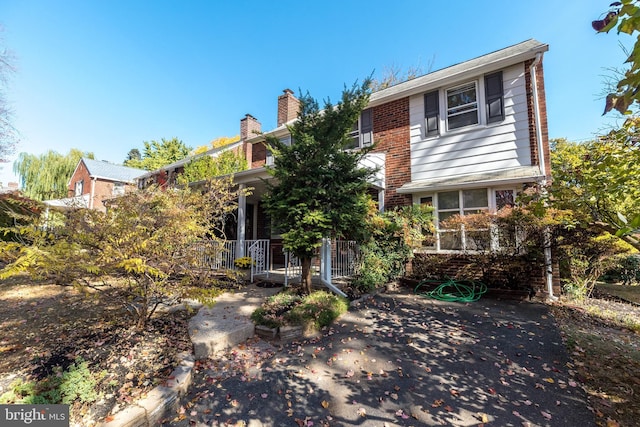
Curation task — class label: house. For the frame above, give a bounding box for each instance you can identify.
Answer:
[44,158,146,212]
[156,39,557,297]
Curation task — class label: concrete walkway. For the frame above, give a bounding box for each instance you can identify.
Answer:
[189,284,282,359]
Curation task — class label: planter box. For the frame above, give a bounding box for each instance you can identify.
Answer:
[255,324,278,339]
[279,325,303,341]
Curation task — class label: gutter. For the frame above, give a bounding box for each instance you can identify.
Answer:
[529,53,557,301]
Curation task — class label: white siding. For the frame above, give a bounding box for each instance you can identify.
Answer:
[409,63,531,182]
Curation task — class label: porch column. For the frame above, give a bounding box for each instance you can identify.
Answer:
[237,184,246,258]
[378,189,385,212]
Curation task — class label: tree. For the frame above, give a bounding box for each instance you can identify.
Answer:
[593,0,640,114]
[192,135,241,155]
[370,59,434,92]
[13,149,94,201]
[550,123,640,249]
[177,149,247,185]
[0,29,18,162]
[0,177,242,330]
[124,148,141,163]
[262,80,375,294]
[0,192,42,242]
[123,137,191,171]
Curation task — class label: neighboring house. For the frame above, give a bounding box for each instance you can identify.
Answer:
[153,39,556,296]
[44,158,146,212]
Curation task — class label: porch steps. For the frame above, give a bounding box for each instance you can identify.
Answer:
[188,285,281,359]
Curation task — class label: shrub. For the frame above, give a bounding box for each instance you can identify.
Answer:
[233,256,254,269]
[251,290,348,331]
[0,357,99,405]
[352,205,433,292]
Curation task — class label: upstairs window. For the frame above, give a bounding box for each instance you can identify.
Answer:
[424,91,439,136]
[346,108,373,149]
[74,180,84,196]
[446,82,478,130]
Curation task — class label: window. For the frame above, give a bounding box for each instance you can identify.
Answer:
[424,91,439,136]
[485,71,504,123]
[346,108,373,149]
[74,180,84,196]
[112,182,125,196]
[437,189,490,251]
[446,82,478,130]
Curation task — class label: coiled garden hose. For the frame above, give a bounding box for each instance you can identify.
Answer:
[414,278,487,302]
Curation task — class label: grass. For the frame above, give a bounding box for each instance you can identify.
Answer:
[596,282,640,303]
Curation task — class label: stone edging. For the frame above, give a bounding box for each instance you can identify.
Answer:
[96,351,194,427]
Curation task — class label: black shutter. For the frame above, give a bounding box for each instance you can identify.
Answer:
[424,91,439,136]
[485,71,504,123]
[360,108,373,146]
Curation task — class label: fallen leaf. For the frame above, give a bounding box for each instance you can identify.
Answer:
[321,400,329,409]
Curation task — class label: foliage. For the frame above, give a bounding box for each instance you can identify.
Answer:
[262,80,375,294]
[177,149,247,185]
[125,148,141,163]
[370,59,433,92]
[603,253,640,284]
[124,137,191,171]
[0,29,18,162]
[13,149,94,201]
[0,357,99,405]
[233,256,254,269]
[192,135,241,155]
[0,192,42,241]
[558,228,636,299]
[551,128,640,249]
[593,0,640,114]
[250,290,348,330]
[0,177,243,329]
[353,203,433,292]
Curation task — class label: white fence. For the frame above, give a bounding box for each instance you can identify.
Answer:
[194,239,358,285]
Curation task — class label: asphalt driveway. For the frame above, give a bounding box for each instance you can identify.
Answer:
[163,288,594,426]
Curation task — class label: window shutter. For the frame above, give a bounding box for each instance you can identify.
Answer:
[424,91,439,136]
[360,108,373,146]
[485,71,504,123]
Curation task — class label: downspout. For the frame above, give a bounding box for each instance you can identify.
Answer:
[529,53,557,301]
[90,177,96,210]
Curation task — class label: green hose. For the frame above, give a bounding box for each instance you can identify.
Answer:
[414,278,487,302]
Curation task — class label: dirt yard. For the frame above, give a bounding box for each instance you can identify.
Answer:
[0,275,193,426]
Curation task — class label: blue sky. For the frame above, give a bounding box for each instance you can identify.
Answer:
[0,0,631,186]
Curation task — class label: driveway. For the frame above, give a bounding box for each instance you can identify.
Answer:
[163,288,594,426]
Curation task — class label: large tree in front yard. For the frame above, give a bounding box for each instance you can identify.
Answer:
[263,81,376,294]
[551,120,640,250]
[0,177,242,329]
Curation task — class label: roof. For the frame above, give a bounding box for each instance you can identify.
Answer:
[396,166,545,193]
[368,39,548,107]
[78,158,146,183]
[246,39,549,145]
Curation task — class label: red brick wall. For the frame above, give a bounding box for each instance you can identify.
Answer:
[524,58,551,179]
[68,162,90,197]
[410,252,559,297]
[371,97,413,209]
[252,142,267,168]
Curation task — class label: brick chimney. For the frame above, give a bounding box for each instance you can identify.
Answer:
[277,89,300,127]
[240,113,261,141]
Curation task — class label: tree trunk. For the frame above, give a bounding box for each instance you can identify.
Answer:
[301,256,313,295]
